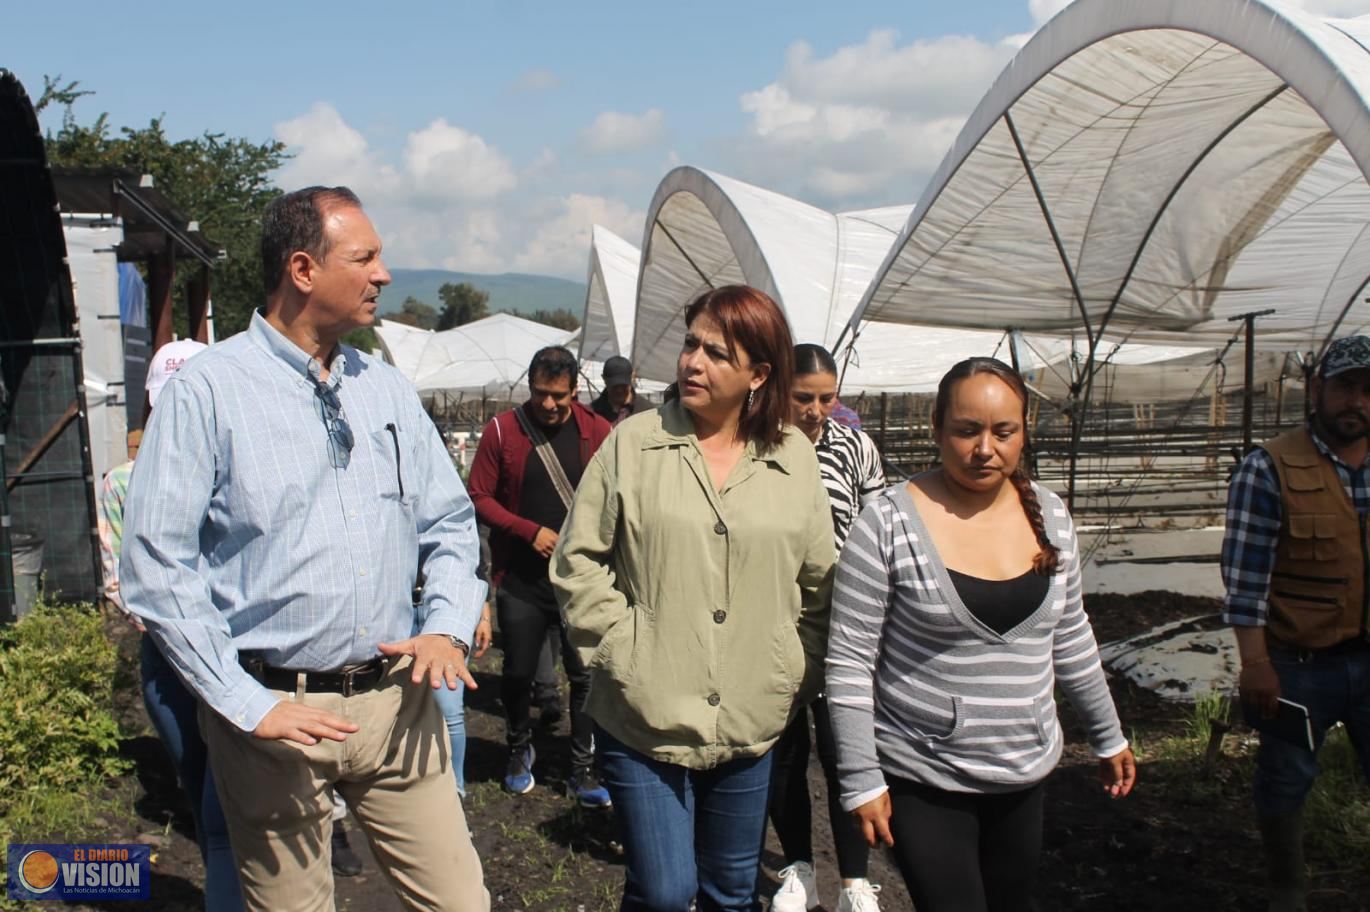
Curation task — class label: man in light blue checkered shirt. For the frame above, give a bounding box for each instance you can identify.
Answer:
[121,187,489,911]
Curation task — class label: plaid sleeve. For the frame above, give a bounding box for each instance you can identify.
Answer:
[1221,448,1281,627]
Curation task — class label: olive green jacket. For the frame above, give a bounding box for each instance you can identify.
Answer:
[551,399,836,768]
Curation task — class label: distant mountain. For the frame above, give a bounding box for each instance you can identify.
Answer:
[381,269,586,319]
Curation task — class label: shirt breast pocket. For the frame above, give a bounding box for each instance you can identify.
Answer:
[369,426,412,505]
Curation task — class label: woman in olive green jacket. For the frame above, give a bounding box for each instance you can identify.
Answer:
[552,285,835,912]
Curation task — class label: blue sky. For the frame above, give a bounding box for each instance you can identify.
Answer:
[6,0,1357,278]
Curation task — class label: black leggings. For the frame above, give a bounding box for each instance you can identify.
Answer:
[767,697,870,879]
[497,588,592,772]
[886,777,1044,912]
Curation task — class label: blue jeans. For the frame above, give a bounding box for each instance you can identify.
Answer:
[140,636,244,912]
[431,680,467,795]
[596,726,772,911]
[1253,643,1370,815]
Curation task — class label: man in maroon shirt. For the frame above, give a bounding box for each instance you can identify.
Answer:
[467,346,612,805]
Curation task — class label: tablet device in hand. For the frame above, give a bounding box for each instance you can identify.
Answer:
[1244,697,1315,752]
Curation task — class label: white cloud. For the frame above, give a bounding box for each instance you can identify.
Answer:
[276,105,516,207]
[379,208,508,275]
[523,147,558,181]
[365,192,642,280]
[275,105,622,279]
[734,28,1013,208]
[274,103,398,197]
[509,68,561,93]
[403,119,517,203]
[775,30,1012,116]
[512,194,644,276]
[580,109,667,154]
[1029,0,1071,26]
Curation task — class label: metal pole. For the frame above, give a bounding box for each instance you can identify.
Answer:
[0,423,12,624]
[878,393,889,454]
[1228,309,1275,455]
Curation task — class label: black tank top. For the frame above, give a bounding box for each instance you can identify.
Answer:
[946,567,1050,636]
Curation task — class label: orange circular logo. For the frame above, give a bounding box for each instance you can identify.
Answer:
[19,850,59,893]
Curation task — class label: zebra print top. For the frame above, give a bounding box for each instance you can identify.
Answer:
[816,418,885,550]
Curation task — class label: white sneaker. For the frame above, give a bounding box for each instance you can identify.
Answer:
[771,861,818,912]
[836,879,882,912]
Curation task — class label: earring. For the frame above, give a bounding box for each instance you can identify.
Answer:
[746,389,755,412]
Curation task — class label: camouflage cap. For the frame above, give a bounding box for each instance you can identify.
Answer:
[1320,335,1370,378]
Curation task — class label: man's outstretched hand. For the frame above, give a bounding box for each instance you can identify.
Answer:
[378,634,478,691]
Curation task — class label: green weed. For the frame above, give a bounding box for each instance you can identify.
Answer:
[1305,726,1370,865]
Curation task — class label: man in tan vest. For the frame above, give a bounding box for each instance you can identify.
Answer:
[1222,334,1370,912]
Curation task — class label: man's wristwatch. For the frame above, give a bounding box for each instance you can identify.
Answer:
[446,635,470,657]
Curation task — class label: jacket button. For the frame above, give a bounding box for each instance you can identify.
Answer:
[707,693,721,706]
[713,520,727,535]
[713,610,727,624]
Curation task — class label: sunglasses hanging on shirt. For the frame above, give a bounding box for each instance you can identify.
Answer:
[315,383,354,469]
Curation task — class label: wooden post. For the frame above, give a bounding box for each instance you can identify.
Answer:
[148,239,177,353]
[187,264,211,343]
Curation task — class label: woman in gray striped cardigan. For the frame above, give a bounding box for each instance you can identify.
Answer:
[826,357,1136,912]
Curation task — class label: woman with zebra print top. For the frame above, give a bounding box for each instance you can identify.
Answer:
[768,344,886,912]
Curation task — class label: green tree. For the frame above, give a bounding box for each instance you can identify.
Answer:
[526,308,581,332]
[342,327,378,353]
[42,77,287,338]
[34,75,93,114]
[436,282,490,329]
[386,296,438,330]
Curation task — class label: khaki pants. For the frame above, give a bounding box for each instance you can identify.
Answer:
[201,659,489,912]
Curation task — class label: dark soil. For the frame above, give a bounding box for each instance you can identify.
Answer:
[62,592,1370,910]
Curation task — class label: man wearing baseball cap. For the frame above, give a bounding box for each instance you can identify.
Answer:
[1222,334,1370,911]
[589,355,650,426]
[145,338,209,413]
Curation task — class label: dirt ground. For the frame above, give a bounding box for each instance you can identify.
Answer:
[67,591,1370,910]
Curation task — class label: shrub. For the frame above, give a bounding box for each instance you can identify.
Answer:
[0,599,130,845]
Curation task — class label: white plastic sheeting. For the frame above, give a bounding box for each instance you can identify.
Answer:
[579,225,641,361]
[632,167,840,383]
[577,359,671,399]
[849,0,1370,355]
[373,319,433,384]
[64,216,127,486]
[374,313,574,399]
[1032,344,1297,405]
[632,167,1062,389]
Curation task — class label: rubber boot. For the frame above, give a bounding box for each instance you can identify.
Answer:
[1257,812,1307,912]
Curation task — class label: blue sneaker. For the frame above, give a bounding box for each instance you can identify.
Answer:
[503,745,536,795]
[567,768,612,809]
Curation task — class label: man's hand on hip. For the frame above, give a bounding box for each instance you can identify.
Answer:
[532,526,558,558]
[252,701,359,746]
[378,634,478,691]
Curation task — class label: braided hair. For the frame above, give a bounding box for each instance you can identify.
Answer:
[932,357,1061,575]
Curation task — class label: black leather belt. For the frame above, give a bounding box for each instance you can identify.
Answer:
[1270,637,1370,661]
[241,656,389,696]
